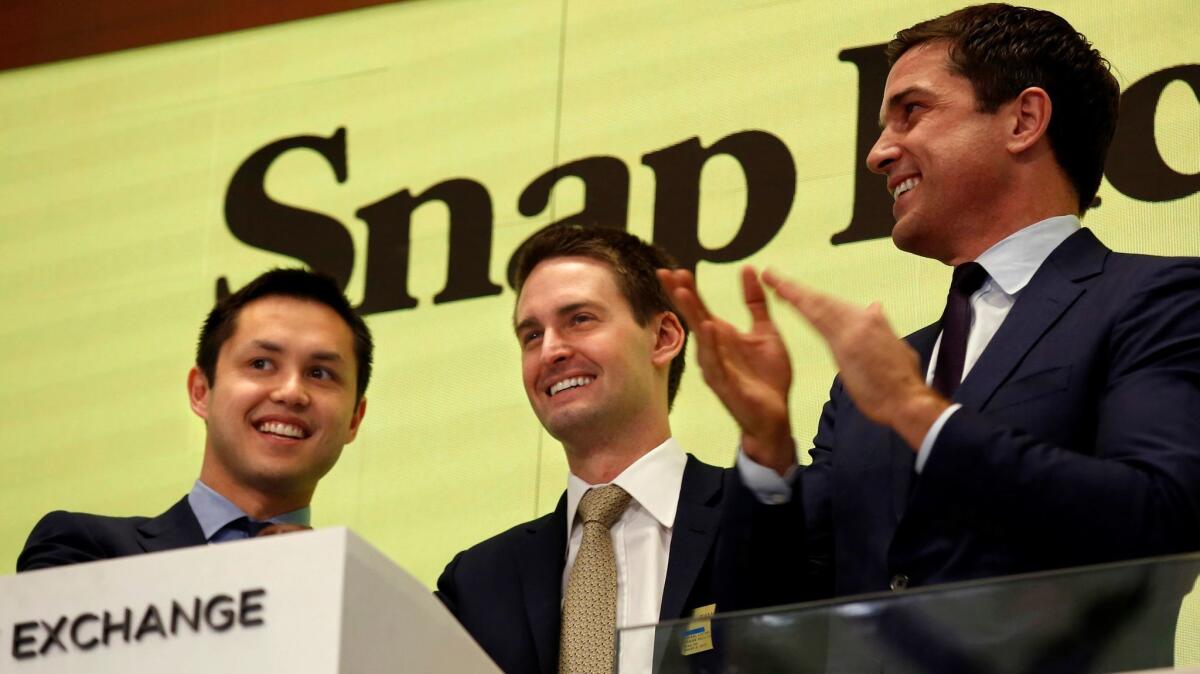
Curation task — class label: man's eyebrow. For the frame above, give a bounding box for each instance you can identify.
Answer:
[249,340,344,363]
[251,339,283,352]
[513,301,598,334]
[555,301,593,317]
[878,85,927,127]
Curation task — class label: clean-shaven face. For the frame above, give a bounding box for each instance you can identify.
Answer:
[867,41,1012,263]
[192,296,365,498]
[515,256,660,443]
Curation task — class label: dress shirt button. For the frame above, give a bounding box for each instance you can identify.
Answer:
[766,494,788,505]
[889,574,909,591]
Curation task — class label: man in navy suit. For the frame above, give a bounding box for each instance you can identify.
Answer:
[18,269,371,571]
[437,225,802,673]
[662,3,1200,598]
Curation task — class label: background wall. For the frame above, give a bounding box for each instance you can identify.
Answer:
[1,0,1197,652]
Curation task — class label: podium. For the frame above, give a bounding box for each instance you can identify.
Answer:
[0,528,499,673]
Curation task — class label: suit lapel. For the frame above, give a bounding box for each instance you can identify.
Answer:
[136,496,206,553]
[659,457,722,621]
[517,493,568,674]
[893,324,941,515]
[956,228,1107,411]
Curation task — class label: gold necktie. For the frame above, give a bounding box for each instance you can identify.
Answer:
[559,484,633,674]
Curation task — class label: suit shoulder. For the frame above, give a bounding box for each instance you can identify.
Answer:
[33,509,152,531]
[454,510,560,561]
[18,509,151,572]
[1102,249,1200,283]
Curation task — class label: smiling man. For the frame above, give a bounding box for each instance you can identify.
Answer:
[660,1,1200,608]
[436,225,802,674]
[18,269,371,571]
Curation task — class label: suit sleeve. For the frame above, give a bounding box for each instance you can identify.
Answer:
[17,511,109,572]
[720,464,824,608]
[800,378,839,596]
[434,551,464,617]
[918,259,1200,563]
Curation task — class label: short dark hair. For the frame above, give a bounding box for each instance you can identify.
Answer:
[888,3,1120,212]
[196,269,373,402]
[510,224,688,409]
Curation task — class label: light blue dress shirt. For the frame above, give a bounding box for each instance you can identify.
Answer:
[187,480,311,543]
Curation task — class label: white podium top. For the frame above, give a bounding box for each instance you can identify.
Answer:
[1,527,499,673]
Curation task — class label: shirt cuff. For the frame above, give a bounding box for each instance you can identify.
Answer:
[736,448,798,504]
[915,404,962,473]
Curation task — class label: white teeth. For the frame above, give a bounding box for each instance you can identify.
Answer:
[257,421,306,439]
[892,177,920,201]
[548,376,594,397]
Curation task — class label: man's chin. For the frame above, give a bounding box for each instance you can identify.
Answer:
[890,218,943,261]
[539,407,599,444]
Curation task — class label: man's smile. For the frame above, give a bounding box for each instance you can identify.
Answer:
[891,175,921,201]
[254,418,311,440]
[547,376,595,397]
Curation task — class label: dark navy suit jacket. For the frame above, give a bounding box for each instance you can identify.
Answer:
[801,228,1200,594]
[17,496,206,572]
[436,455,805,674]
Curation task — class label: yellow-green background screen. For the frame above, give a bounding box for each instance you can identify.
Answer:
[1,0,1197,654]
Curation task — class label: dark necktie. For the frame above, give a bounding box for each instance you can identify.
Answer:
[226,516,273,539]
[932,262,988,397]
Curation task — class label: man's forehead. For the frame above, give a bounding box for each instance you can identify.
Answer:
[226,296,354,353]
[888,40,953,81]
[514,256,625,325]
[879,42,961,118]
[515,289,604,325]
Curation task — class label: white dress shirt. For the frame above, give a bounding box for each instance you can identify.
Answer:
[563,437,687,674]
[740,215,1081,496]
[914,214,1080,470]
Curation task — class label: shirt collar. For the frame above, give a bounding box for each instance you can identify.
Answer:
[187,480,312,541]
[565,437,688,537]
[973,215,1080,295]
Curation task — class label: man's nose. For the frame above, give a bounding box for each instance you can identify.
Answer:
[540,329,573,365]
[270,370,311,408]
[866,127,899,175]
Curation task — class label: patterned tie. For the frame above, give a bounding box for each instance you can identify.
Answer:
[559,484,633,674]
[932,262,989,397]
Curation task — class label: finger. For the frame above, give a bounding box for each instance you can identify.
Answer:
[762,268,846,340]
[693,320,730,387]
[741,266,776,332]
[656,268,689,296]
[669,286,713,336]
[866,302,899,335]
[658,269,714,327]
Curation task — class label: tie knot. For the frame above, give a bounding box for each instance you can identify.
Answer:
[951,261,988,296]
[228,516,273,538]
[577,485,631,528]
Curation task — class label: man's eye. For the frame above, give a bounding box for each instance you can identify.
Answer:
[905,102,924,115]
[250,358,271,370]
[309,367,333,380]
[571,314,593,325]
[521,331,542,345]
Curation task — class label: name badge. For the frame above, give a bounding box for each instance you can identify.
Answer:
[680,603,715,656]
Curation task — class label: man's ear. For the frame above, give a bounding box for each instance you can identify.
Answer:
[1007,86,1052,154]
[187,366,211,421]
[650,311,686,368]
[345,398,368,444]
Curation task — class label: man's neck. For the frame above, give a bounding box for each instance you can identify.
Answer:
[197,471,311,520]
[563,427,671,485]
[944,166,1079,265]
[945,202,1079,266]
